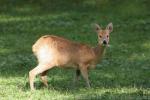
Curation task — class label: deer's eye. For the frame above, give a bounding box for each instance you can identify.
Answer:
[99,35,102,38]
[107,35,109,38]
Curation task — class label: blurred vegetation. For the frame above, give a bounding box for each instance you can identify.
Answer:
[0,0,149,14]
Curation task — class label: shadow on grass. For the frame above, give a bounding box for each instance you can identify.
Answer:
[21,56,150,92]
[75,91,150,100]
[22,74,150,99]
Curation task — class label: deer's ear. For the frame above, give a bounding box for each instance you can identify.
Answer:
[106,23,113,33]
[94,24,101,32]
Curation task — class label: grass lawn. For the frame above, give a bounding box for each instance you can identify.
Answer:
[0,1,150,99]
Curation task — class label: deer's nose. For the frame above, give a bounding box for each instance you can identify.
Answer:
[103,40,107,45]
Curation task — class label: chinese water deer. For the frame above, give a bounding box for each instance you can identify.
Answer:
[29,23,113,90]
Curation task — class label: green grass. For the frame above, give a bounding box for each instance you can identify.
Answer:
[0,0,150,99]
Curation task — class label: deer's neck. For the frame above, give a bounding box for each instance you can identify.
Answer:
[93,44,106,62]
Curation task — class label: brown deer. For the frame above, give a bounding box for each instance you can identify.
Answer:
[29,23,113,90]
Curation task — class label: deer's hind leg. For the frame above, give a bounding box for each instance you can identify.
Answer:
[40,70,48,87]
[29,63,54,90]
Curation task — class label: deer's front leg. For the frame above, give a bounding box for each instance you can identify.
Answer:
[80,65,91,88]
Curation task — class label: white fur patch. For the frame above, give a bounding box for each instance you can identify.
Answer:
[37,45,55,63]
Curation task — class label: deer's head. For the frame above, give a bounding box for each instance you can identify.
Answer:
[95,23,113,46]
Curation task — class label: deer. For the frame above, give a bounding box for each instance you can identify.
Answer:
[29,23,113,90]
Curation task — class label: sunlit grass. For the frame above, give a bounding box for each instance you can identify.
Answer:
[0,48,11,54]
[142,41,150,49]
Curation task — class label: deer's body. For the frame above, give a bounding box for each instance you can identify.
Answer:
[29,23,113,90]
[33,35,105,68]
